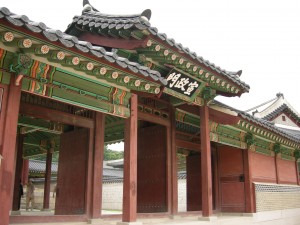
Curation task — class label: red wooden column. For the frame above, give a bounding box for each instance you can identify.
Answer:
[200,105,213,217]
[243,150,255,213]
[212,147,219,211]
[275,153,280,184]
[295,161,300,186]
[89,112,105,219]
[12,134,24,211]
[169,105,178,215]
[22,159,29,185]
[122,94,138,222]
[43,150,53,210]
[0,77,22,225]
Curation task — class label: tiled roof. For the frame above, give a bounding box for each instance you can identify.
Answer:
[66,2,249,93]
[277,127,300,140]
[29,160,58,174]
[212,100,300,143]
[262,103,300,123]
[0,7,167,85]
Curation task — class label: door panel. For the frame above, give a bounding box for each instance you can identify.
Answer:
[55,128,89,215]
[137,125,167,213]
[218,146,245,212]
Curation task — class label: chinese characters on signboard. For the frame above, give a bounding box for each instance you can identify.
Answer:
[166,70,200,97]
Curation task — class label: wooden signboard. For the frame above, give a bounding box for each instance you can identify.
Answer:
[164,69,203,103]
[166,69,200,96]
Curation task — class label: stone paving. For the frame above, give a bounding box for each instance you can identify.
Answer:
[9,209,300,225]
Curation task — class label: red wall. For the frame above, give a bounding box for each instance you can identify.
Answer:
[250,152,276,183]
[218,146,245,212]
[277,158,298,184]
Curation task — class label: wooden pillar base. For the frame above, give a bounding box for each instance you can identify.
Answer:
[198,216,218,222]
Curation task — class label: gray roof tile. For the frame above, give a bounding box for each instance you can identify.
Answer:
[67,5,250,92]
[0,7,166,86]
[213,100,300,143]
[262,104,300,123]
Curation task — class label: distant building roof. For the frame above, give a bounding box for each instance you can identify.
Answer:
[29,160,58,175]
[251,93,300,124]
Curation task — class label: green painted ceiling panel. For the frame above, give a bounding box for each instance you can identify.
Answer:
[52,88,110,113]
[53,69,112,97]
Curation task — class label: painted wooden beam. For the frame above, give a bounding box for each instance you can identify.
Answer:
[175,139,201,152]
[19,102,94,128]
[209,108,239,125]
[138,110,170,127]
[176,104,239,125]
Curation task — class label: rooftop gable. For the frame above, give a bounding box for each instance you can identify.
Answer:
[251,93,300,126]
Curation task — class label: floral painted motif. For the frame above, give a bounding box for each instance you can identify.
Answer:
[86,62,94,70]
[56,51,65,60]
[72,57,80,65]
[4,32,14,42]
[40,45,50,54]
[22,39,32,48]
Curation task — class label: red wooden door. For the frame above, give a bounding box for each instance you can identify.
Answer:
[218,146,245,212]
[186,153,202,211]
[137,125,167,213]
[55,128,89,215]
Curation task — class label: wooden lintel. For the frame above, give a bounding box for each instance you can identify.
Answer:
[138,110,170,127]
[79,33,149,50]
[176,104,239,125]
[177,104,200,115]
[175,139,201,152]
[131,90,156,98]
[209,108,239,125]
[19,102,94,128]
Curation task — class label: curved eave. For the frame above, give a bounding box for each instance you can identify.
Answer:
[263,104,300,126]
[238,111,300,145]
[67,10,250,97]
[0,7,166,95]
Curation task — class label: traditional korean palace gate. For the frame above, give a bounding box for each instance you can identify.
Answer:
[0,2,300,225]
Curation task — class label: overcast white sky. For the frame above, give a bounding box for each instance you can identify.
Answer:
[2,0,300,111]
